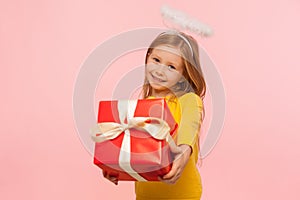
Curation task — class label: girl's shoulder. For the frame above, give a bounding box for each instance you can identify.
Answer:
[177,92,203,111]
[146,93,203,107]
[178,92,203,104]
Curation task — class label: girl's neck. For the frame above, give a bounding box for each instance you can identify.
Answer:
[151,89,174,98]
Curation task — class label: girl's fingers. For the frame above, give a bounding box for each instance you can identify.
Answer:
[102,170,119,185]
[162,167,176,179]
[159,174,179,184]
[108,176,119,185]
[162,157,180,179]
[107,175,118,183]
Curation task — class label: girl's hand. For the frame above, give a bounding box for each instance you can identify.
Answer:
[102,170,119,185]
[159,144,192,184]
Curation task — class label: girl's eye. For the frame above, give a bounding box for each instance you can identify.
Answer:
[153,58,160,62]
[168,65,176,70]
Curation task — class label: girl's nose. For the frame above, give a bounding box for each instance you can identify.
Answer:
[155,64,166,75]
[154,70,164,77]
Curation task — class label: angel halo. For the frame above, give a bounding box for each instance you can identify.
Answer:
[160,5,213,37]
[159,5,213,57]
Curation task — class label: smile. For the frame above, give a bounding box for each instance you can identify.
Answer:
[151,74,166,82]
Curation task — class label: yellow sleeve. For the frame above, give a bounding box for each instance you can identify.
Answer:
[176,93,203,152]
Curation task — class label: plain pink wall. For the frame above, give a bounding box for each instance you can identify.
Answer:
[1,0,300,199]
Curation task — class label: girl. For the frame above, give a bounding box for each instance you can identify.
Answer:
[105,31,206,200]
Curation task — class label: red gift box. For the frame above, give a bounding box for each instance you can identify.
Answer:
[91,99,178,181]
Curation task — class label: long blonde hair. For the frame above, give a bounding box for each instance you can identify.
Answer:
[142,32,206,100]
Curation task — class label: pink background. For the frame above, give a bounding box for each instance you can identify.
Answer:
[1,0,300,199]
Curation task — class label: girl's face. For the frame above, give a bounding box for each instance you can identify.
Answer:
[146,45,184,97]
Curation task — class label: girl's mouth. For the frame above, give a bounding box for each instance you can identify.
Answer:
[151,74,166,82]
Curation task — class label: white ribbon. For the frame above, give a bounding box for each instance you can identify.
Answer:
[91,100,177,181]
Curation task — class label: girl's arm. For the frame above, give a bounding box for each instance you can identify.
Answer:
[159,144,192,184]
[176,92,203,153]
[160,93,203,184]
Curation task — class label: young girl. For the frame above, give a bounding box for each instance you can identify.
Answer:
[104,31,206,200]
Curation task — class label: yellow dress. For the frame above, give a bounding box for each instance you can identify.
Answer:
[135,92,203,200]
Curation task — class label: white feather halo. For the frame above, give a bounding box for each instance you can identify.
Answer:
[160,5,213,37]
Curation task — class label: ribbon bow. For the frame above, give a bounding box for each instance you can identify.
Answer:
[91,117,171,143]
